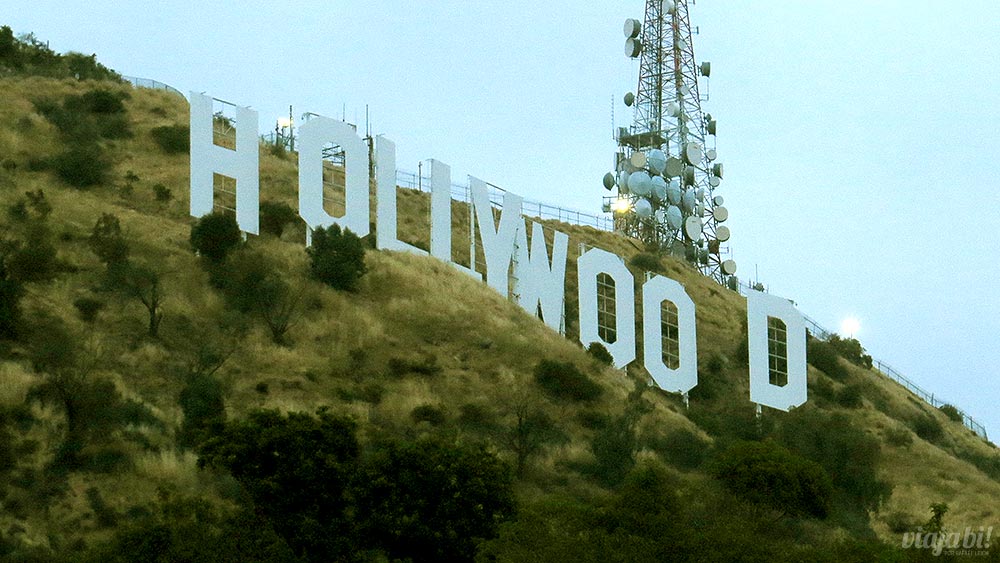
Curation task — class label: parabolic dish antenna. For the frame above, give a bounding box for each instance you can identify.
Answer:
[626,38,642,58]
[665,157,684,178]
[683,142,703,165]
[603,172,616,190]
[706,149,717,161]
[628,171,652,196]
[651,175,667,199]
[624,92,635,107]
[666,180,682,204]
[716,226,731,242]
[635,198,653,218]
[721,260,737,275]
[630,151,647,168]
[681,190,696,211]
[646,149,667,174]
[713,206,729,222]
[709,176,721,188]
[712,195,724,206]
[665,206,683,229]
[684,216,703,241]
[624,18,641,38]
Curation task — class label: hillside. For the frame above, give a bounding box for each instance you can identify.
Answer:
[1,61,999,560]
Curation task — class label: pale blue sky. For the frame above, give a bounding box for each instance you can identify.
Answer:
[7,1,999,436]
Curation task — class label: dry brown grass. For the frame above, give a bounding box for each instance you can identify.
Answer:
[0,76,997,549]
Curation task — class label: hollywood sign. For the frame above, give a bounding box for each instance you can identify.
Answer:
[188,92,807,412]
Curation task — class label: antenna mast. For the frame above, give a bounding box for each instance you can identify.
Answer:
[603,0,735,283]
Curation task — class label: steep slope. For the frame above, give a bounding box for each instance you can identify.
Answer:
[0,73,998,558]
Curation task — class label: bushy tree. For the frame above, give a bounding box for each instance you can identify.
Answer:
[259,200,300,238]
[197,409,360,563]
[306,225,365,291]
[81,494,298,563]
[88,212,129,270]
[353,438,515,563]
[586,342,614,366]
[178,374,225,449]
[0,261,23,340]
[3,223,57,283]
[215,249,302,345]
[150,125,189,154]
[114,263,165,338]
[774,408,891,518]
[533,359,602,403]
[710,440,833,519]
[190,212,242,264]
[807,337,847,380]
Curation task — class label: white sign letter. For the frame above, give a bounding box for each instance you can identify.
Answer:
[429,160,480,279]
[189,92,259,234]
[471,177,522,296]
[297,116,369,237]
[577,248,636,368]
[747,290,807,411]
[375,136,425,255]
[642,276,697,394]
[514,221,568,332]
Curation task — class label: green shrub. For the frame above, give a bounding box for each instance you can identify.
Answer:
[807,338,848,380]
[586,342,614,366]
[411,404,447,426]
[0,267,22,340]
[53,144,109,188]
[457,403,495,431]
[588,414,640,486]
[197,409,359,562]
[152,183,172,201]
[827,335,874,369]
[706,352,728,375]
[911,414,944,443]
[178,374,225,448]
[259,200,301,237]
[629,252,662,272]
[88,213,129,270]
[307,225,366,291]
[73,297,105,323]
[884,425,913,448]
[938,404,963,423]
[85,487,119,528]
[533,359,602,403]
[69,89,128,115]
[710,440,833,518]
[150,125,190,154]
[353,439,515,563]
[387,354,442,377]
[836,383,864,409]
[5,223,57,283]
[776,409,892,517]
[648,428,710,470]
[190,212,242,264]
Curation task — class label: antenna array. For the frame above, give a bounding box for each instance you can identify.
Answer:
[603,0,735,283]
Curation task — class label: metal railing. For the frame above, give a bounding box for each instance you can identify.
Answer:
[735,279,988,440]
[394,169,615,231]
[121,75,185,98]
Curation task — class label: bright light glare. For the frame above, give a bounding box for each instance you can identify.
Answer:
[840,316,861,338]
[612,198,632,213]
[277,117,292,128]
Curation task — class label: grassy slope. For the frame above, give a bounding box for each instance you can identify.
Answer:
[0,76,997,550]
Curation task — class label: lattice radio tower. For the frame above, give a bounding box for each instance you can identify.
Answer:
[602,0,736,283]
